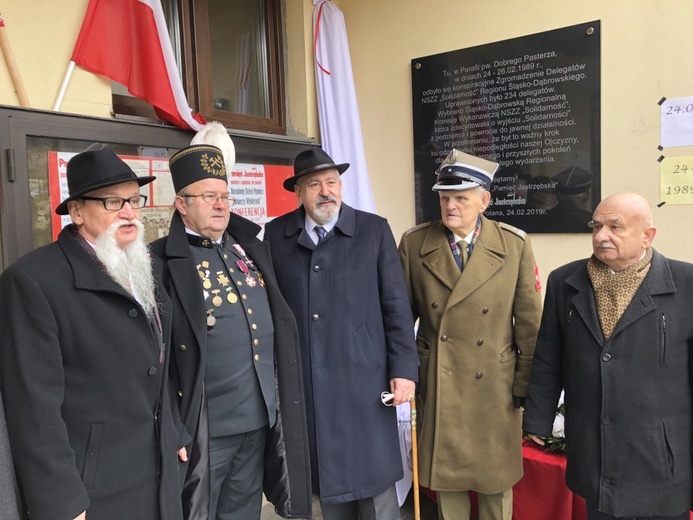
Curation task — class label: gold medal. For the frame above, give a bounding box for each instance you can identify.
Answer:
[203,279,212,289]
[227,292,238,304]
[211,290,222,307]
[207,314,216,327]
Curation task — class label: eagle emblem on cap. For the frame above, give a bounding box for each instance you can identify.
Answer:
[200,153,225,177]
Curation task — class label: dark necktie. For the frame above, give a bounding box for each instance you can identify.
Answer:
[315,225,327,242]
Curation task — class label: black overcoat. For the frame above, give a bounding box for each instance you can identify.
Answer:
[523,250,693,517]
[0,225,184,520]
[150,211,311,519]
[264,204,419,504]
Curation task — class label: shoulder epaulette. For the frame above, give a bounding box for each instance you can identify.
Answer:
[404,221,433,236]
[499,221,527,239]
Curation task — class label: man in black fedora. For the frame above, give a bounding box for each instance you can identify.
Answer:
[151,132,311,520]
[264,147,418,520]
[0,148,188,520]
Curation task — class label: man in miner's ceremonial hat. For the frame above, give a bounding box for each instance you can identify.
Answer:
[150,122,310,520]
[398,149,542,520]
[0,148,188,520]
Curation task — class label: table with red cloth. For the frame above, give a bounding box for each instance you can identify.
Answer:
[422,441,693,519]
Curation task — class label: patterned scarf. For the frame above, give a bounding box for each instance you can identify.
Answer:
[586,247,653,340]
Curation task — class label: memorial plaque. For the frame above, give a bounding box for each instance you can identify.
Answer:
[412,21,600,233]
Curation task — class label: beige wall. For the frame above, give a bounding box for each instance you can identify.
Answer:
[339,0,693,283]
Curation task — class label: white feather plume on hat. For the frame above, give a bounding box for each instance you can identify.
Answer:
[190,121,236,175]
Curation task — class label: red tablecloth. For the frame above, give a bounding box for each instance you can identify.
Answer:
[422,442,693,519]
[514,441,586,520]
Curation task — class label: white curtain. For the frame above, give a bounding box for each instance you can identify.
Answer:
[312,0,377,213]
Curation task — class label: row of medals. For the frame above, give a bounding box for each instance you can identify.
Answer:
[197,255,265,328]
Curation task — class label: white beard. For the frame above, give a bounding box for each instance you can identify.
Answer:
[93,219,157,320]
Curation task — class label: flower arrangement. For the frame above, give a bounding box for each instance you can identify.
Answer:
[543,390,566,452]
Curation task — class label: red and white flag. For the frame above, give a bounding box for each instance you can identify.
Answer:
[71,0,205,131]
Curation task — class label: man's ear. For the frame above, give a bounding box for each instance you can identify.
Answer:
[174,196,187,216]
[67,200,84,225]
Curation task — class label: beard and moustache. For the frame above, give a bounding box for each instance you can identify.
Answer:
[311,195,340,225]
[93,219,157,320]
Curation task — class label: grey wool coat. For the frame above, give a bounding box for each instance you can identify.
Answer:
[399,217,542,494]
[523,250,693,517]
[264,203,419,504]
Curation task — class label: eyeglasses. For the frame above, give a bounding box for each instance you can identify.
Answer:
[181,192,234,205]
[80,195,148,211]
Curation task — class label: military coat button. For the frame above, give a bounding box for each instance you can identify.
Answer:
[431,302,439,309]
[312,314,319,321]
[477,339,484,346]
[254,354,260,361]
[475,372,483,379]
[482,307,489,314]
[179,344,187,351]
[441,335,448,342]
[313,265,320,272]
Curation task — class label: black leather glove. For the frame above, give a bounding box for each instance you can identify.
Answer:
[513,395,526,409]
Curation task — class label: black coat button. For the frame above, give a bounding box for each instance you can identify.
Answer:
[148,366,158,376]
[128,309,138,318]
[312,314,319,321]
[313,265,320,272]
[602,416,611,425]
[602,353,612,362]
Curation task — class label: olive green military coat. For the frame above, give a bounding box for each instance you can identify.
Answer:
[399,217,542,494]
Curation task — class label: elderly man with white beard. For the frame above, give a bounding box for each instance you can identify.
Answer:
[0,149,189,520]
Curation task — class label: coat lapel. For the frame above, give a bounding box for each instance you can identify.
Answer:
[164,213,208,347]
[446,221,505,308]
[565,265,604,346]
[419,222,461,291]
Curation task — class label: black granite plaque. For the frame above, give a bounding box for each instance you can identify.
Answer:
[412,21,601,233]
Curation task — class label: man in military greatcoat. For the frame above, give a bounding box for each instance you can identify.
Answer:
[399,150,542,520]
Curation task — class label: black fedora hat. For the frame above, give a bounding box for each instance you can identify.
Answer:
[55,149,156,215]
[283,147,349,191]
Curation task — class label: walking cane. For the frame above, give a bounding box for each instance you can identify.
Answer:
[410,396,420,520]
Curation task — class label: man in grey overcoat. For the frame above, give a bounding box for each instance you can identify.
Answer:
[524,192,693,520]
[264,147,419,520]
[0,149,188,520]
[399,150,542,520]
